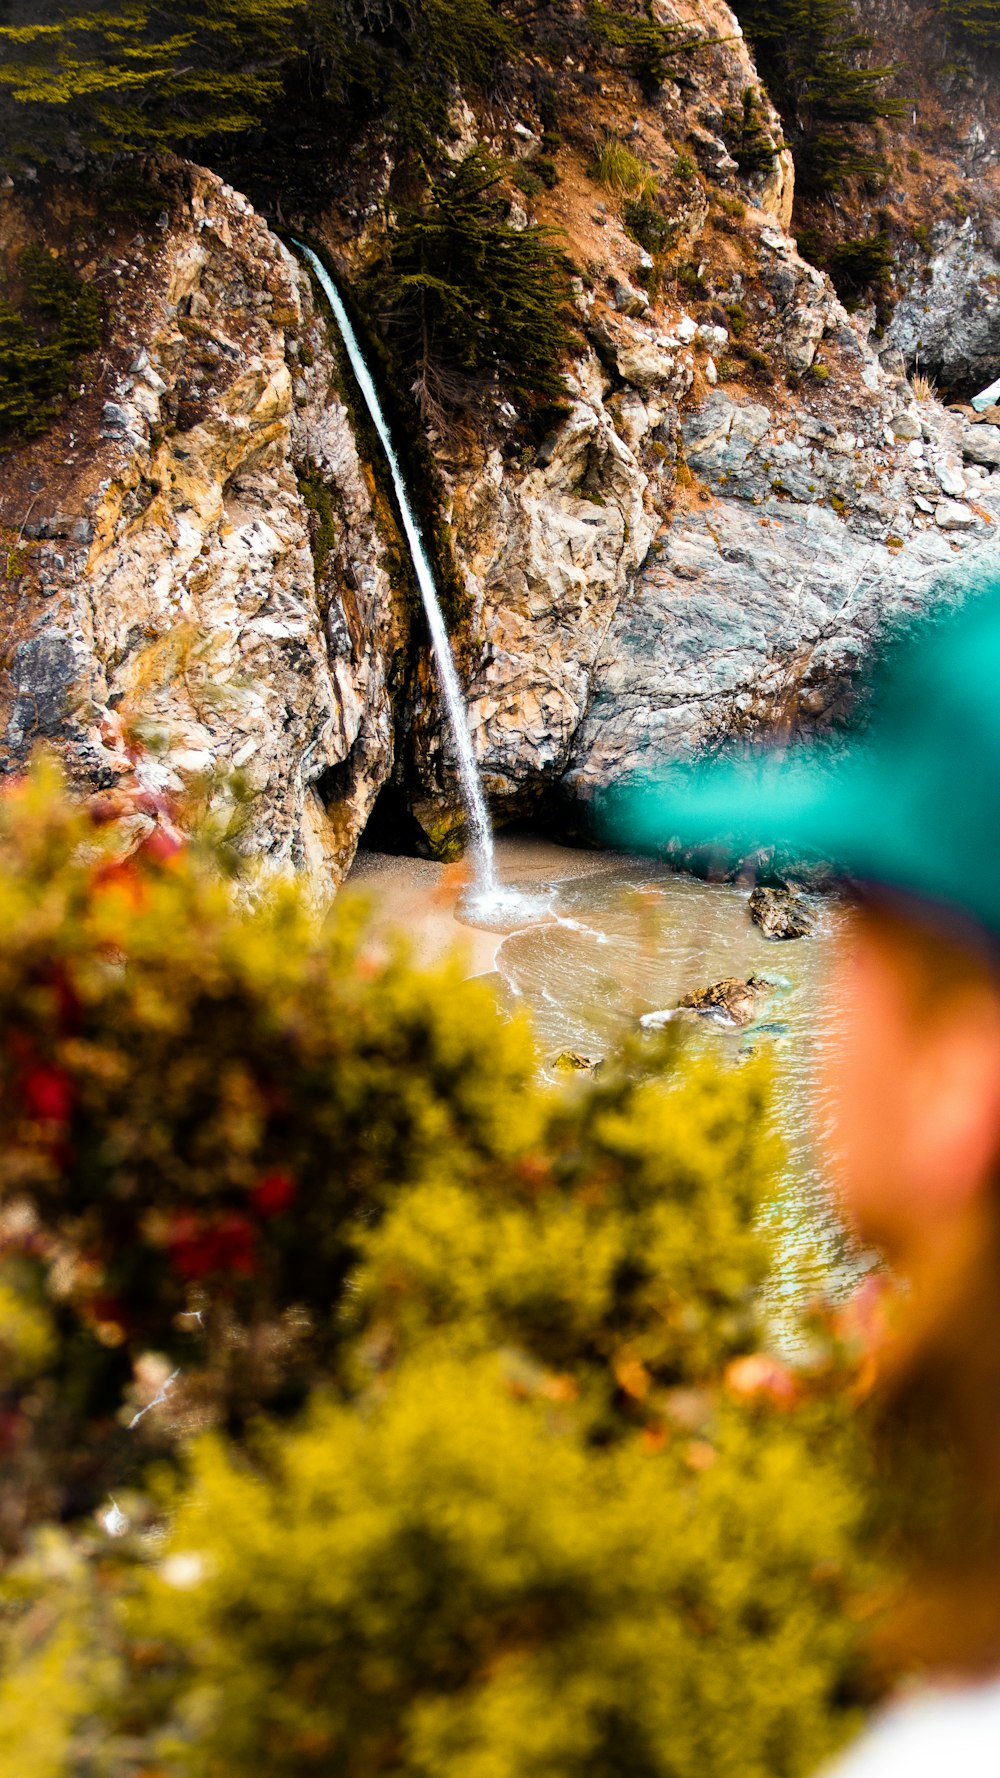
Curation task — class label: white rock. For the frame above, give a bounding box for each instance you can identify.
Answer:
[935,499,977,529]
[934,458,966,498]
[783,305,826,373]
[962,425,1000,469]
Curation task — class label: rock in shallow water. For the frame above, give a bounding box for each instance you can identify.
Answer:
[552,1050,603,1072]
[748,886,814,940]
[675,975,777,1028]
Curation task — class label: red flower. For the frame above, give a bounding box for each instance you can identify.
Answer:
[21,1063,73,1123]
[250,1169,297,1218]
[167,1212,257,1280]
[139,823,185,865]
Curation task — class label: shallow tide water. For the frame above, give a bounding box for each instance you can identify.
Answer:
[346,836,863,1331]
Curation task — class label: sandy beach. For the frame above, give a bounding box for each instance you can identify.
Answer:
[343,835,619,975]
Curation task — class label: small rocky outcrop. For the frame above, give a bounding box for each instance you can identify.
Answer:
[676,975,776,1027]
[748,885,813,940]
[885,213,1000,397]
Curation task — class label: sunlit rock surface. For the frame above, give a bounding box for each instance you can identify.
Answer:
[0,165,401,893]
[9,0,1000,876]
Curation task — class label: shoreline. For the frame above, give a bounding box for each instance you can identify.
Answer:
[344,836,621,976]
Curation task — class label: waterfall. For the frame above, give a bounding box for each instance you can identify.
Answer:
[295,243,497,897]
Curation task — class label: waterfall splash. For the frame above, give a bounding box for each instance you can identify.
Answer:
[295,242,505,903]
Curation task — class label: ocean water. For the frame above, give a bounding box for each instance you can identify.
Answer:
[350,838,867,1333]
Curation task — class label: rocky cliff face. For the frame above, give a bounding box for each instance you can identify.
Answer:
[0,164,403,892]
[6,0,1000,879]
[886,212,1000,395]
[785,0,1000,400]
[452,211,1000,814]
[370,0,1000,829]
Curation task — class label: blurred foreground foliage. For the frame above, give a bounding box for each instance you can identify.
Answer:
[0,759,881,1778]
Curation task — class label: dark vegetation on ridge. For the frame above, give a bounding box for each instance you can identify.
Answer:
[735,0,904,195]
[0,0,929,420]
[939,0,1000,46]
[371,148,577,429]
[0,0,301,164]
[0,246,103,438]
[732,0,905,310]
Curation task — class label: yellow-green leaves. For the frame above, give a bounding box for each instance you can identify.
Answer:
[0,1,303,166]
[137,1356,867,1778]
[0,759,877,1778]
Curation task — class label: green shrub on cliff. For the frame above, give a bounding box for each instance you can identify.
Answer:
[307,0,517,137]
[0,760,883,1777]
[722,87,781,178]
[0,1,302,167]
[938,0,1000,46]
[586,1,710,96]
[376,149,577,424]
[793,225,894,306]
[737,0,903,192]
[592,135,658,200]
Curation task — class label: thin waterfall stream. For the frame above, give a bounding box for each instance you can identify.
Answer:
[296,242,545,922]
[304,247,860,1328]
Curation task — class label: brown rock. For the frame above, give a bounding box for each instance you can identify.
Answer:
[677,976,775,1027]
[747,886,813,941]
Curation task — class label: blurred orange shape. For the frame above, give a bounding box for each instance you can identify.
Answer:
[725,1352,799,1407]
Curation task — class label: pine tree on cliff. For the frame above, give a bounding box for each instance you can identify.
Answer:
[737,0,903,191]
[0,0,302,168]
[379,148,577,426]
[939,0,1000,48]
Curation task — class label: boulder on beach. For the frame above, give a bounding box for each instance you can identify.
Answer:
[748,886,813,941]
[676,975,776,1028]
[553,1050,603,1072]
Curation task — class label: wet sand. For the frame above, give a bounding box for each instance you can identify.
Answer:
[344,836,620,976]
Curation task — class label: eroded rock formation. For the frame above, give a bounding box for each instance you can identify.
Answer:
[0,164,403,894]
[6,0,1000,883]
